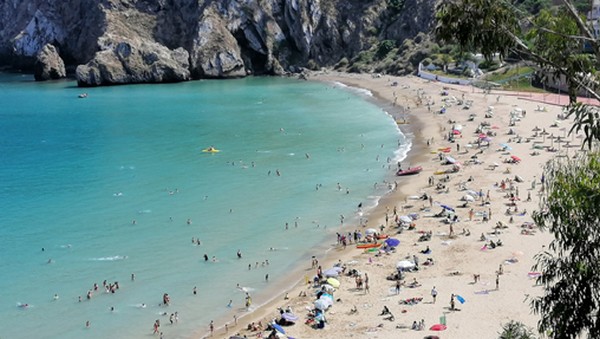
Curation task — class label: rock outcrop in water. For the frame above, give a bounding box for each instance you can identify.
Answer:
[34,44,66,81]
[0,0,437,86]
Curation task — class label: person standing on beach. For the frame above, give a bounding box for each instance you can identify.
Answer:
[209,320,214,336]
[496,274,500,290]
[395,280,401,294]
[431,286,438,303]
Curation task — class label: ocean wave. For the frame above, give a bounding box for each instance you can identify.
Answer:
[393,140,412,164]
[90,255,128,261]
[333,81,373,97]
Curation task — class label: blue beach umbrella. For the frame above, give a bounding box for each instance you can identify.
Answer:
[456,295,466,304]
[385,238,401,247]
[272,323,286,334]
[499,143,512,151]
[282,312,299,322]
[440,204,455,212]
[323,268,340,277]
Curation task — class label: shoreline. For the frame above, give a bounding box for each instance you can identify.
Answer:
[196,72,438,339]
[191,72,424,339]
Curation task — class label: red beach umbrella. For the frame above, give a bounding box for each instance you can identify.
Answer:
[430,324,447,331]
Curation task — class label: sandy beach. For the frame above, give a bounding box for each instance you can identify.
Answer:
[206,71,582,339]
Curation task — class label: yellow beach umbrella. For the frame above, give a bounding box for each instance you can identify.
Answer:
[326,277,340,288]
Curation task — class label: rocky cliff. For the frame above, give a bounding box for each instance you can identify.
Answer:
[0,0,436,86]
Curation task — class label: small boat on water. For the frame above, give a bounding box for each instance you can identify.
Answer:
[396,166,423,176]
[202,146,220,153]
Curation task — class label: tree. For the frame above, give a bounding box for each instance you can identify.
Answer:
[435,0,600,149]
[531,151,600,338]
[499,320,537,339]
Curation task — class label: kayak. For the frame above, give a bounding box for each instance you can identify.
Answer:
[356,243,381,249]
[396,166,423,176]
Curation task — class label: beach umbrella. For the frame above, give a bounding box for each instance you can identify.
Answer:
[320,293,334,302]
[430,324,447,331]
[440,204,455,212]
[481,136,492,142]
[399,215,412,223]
[272,323,286,334]
[511,155,521,162]
[445,156,457,164]
[499,143,512,151]
[478,133,487,139]
[321,284,336,293]
[466,190,480,197]
[456,295,466,304]
[326,277,340,288]
[462,194,475,202]
[385,238,401,247]
[315,297,333,310]
[452,129,461,135]
[314,312,326,322]
[396,260,416,270]
[282,312,299,322]
[323,268,340,277]
[365,228,378,235]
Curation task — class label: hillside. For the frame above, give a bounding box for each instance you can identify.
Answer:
[0,0,436,86]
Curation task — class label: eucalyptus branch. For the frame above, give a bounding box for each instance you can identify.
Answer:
[560,0,596,41]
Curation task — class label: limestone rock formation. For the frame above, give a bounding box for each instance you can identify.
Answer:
[76,40,190,86]
[33,44,66,81]
[0,0,438,86]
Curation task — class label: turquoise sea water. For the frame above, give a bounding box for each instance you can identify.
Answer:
[0,73,408,338]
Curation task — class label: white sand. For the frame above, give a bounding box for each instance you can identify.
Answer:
[208,72,581,339]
